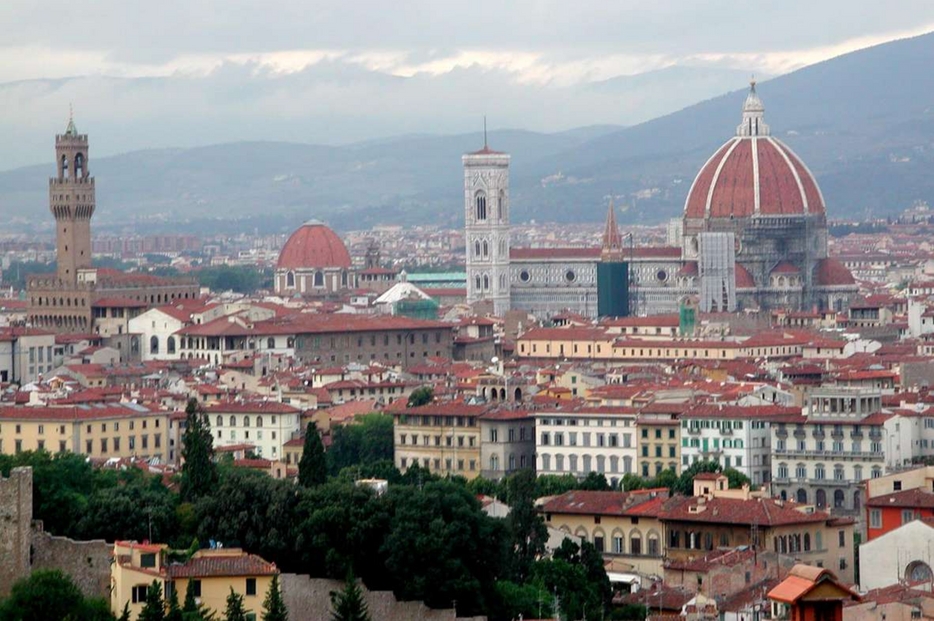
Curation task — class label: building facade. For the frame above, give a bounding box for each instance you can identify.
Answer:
[205,401,302,461]
[479,409,535,480]
[393,403,487,479]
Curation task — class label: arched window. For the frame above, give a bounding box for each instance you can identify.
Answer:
[150,336,159,355]
[475,275,481,291]
[474,241,481,258]
[229,416,236,427]
[341,271,348,287]
[131,337,139,353]
[267,337,275,349]
[167,336,176,355]
[313,271,324,287]
[256,416,263,427]
[216,416,223,427]
[482,240,489,258]
[490,455,499,471]
[286,271,295,288]
[61,155,69,178]
[482,275,489,290]
[244,416,251,427]
[497,190,505,221]
[475,191,487,221]
[74,153,84,177]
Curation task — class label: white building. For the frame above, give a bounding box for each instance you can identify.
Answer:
[770,388,915,512]
[128,307,188,361]
[535,406,638,486]
[858,520,934,591]
[680,404,788,486]
[204,401,302,460]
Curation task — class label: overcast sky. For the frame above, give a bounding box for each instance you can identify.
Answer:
[1,1,933,167]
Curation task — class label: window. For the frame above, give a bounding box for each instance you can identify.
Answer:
[191,580,201,597]
[838,530,846,547]
[630,536,642,556]
[475,191,487,220]
[140,553,156,568]
[594,536,604,553]
[903,509,916,525]
[246,578,257,596]
[613,536,624,554]
[870,509,882,529]
[132,585,148,604]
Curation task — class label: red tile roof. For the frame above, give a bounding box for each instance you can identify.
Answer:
[167,552,278,578]
[541,489,669,517]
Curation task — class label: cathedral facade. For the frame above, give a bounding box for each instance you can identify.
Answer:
[464,83,858,318]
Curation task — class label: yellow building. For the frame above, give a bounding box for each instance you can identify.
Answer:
[393,403,488,479]
[0,404,170,461]
[635,405,684,477]
[111,541,278,619]
[540,488,670,577]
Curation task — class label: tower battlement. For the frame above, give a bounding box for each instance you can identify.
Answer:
[0,467,33,597]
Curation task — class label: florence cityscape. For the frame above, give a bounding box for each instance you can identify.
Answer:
[4,2,934,621]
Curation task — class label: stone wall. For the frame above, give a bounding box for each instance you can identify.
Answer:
[0,467,32,597]
[30,527,111,600]
[280,574,485,621]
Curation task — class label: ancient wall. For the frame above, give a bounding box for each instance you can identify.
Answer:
[0,467,32,597]
[280,574,486,621]
[30,527,111,600]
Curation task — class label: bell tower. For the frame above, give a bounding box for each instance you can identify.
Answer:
[463,125,511,315]
[50,111,94,283]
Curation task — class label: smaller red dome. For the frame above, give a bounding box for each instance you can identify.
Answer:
[277,221,352,270]
[735,264,756,289]
[770,261,801,275]
[813,258,856,287]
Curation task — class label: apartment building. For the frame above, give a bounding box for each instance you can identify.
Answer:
[680,404,793,486]
[393,403,488,479]
[535,406,638,485]
[770,388,912,512]
[0,403,170,461]
[205,401,302,460]
[479,409,535,480]
[635,404,683,477]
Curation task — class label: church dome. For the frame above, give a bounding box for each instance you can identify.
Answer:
[684,82,825,220]
[277,220,352,270]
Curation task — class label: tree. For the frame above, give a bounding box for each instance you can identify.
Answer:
[166,583,183,621]
[672,461,752,496]
[329,573,371,621]
[138,580,166,621]
[118,603,132,621]
[327,414,394,476]
[504,469,547,582]
[223,588,249,621]
[261,575,288,621]
[182,578,215,621]
[406,386,433,407]
[0,569,112,621]
[181,398,217,501]
[298,422,327,488]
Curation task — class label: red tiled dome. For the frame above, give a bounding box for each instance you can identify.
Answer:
[813,258,856,287]
[735,264,756,289]
[684,82,825,220]
[277,220,351,270]
[770,261,801,275]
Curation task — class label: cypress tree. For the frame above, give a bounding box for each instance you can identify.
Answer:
[298,421,326,487]
[181,397,217,500]
[261,575,289,621]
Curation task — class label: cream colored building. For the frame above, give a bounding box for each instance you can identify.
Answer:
[393,403,488,479]
[0,404,170,461]
[541,488,669,576]
[111,541,278,619]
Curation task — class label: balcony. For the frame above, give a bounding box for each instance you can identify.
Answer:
[809,478,851,487]
[830,430,844,440]
[793,429,807,439]
[850,431,864,440]
[812,430,825,440]
[772,448,883,461]
[775,428,788,439]
[721,427,734,436]
[869,430,883,441]
[687,427,701,435]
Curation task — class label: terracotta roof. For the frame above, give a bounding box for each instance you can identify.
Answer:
[866,488,934,509]
[813,258,857,287]
[770,261,801,274]
[661,495,833,527]
[541,489,669,517]
[735,263,756,289]
[167,551,278,578]
[204,401,300,414]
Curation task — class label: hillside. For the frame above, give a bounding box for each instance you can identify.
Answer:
[2,31,934,233]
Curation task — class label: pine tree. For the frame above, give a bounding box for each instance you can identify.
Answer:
[297,421,326,487]
[182,579,215,621]
[138,580,166,621]
[118,602,132,621]
[181,397,217,500]
[223,588,249,621]
[329,573,371,621]
[166,583,183,621]
[261,575,289,621]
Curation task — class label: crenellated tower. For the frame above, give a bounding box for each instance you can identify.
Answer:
[50,112,95,284]
[463,133,511,315]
